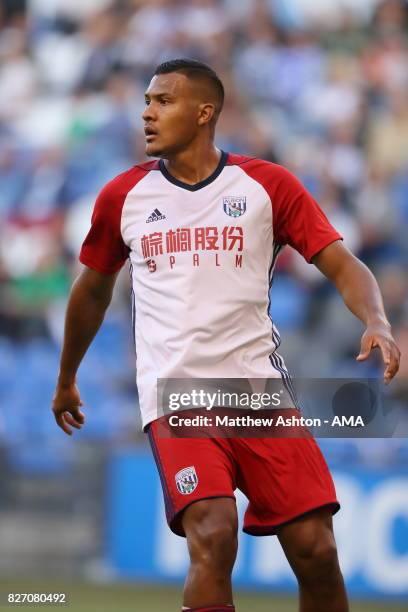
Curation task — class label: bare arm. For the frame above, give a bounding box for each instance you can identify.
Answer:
[313,240,400,383]
[52,267,119,435]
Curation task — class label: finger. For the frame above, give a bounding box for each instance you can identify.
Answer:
[378,339,391,369]
[356,336,373,361]
[54,412,72,436]
[70,406,85,423]
[64,412,83,430]
[384,346,401,384]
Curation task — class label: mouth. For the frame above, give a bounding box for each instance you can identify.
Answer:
[144,126,158,142]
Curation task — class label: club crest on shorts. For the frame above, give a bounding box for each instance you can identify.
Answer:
[175,466,198,495]
[223,196,246,217]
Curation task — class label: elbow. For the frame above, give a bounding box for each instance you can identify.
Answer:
[71,272,115,309]
[334,255,375,295]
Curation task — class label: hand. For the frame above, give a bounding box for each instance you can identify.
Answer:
[356,323,401,384]
[52,382,85,435]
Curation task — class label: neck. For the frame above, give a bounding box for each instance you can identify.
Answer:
[163,142,222,185]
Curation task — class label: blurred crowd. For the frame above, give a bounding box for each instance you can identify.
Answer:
[0,0,407,462]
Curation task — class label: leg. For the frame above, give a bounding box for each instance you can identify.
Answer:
[277,507,349,612]
[181,497,238,609]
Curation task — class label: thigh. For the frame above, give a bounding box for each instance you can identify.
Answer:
[148,419,236,536]
[234,437,339,535]
[182,497,239,542]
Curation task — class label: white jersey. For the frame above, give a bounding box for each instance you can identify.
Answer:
[80,152,341,427]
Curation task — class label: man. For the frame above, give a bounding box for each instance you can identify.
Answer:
[52,59,400,612]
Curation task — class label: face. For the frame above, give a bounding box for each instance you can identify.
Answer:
[142,72,213,158]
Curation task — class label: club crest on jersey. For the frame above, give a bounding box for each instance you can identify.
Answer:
[175,466,198,495]
[146,259,156,273]
[223,196,246,217]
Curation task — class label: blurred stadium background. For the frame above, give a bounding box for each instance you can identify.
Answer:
[0,0,407,610]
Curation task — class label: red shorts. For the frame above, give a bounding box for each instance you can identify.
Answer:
[148,417,340,537]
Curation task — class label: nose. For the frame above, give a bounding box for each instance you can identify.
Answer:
[142,102,155,122]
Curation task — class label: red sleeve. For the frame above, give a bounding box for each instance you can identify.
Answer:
[79,166,147,274]
[271,165,342,262]
[241,160,342,263]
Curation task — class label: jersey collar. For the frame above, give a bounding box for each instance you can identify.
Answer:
[159,150,228,192]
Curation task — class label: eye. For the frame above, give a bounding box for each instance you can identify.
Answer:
[160,99,170,105]
[144,99,150,105]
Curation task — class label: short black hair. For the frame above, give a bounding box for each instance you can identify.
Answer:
[154,58,225,117]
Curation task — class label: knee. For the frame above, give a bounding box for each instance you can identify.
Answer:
[294,539,340,587]
[188,520,238,570]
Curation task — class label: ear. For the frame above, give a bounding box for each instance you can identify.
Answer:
[197,102,216,126]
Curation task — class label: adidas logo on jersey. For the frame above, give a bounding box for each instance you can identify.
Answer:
[146,208,166,223]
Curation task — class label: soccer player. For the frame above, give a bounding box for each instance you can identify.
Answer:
[52,59,400,612]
